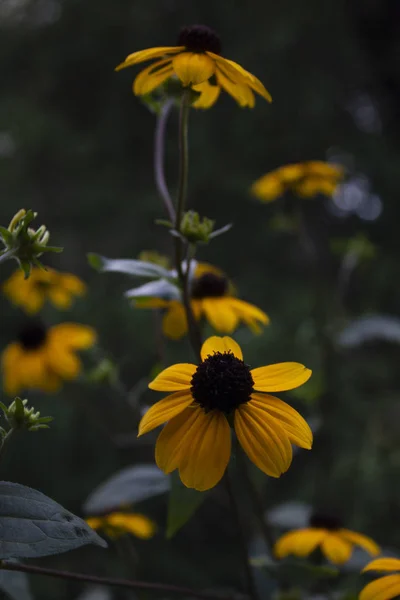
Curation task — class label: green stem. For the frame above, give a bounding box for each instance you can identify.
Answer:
[225,472,258,600]
[0,249,16,265]
[0,428,14,462]
[173,90,202,360]
[0,561,237,600]
[154,98,176,222]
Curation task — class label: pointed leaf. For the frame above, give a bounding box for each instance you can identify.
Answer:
[88,254,171,279]
[125,279,180,301]
[0,482,107,559]
[166,472,207,538]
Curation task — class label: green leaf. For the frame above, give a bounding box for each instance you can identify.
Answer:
[0,482,107,559]
[166,472,207,538]
[124,279,180,301]
[83,465,170,515]
[87,254,171,279]
[0,562,32,600]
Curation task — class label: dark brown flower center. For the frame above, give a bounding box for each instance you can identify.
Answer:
[310,513,342,531]
[190,351,254,413]
[191,273,228,299]
[18,322,47,350]
[178,25,221,55]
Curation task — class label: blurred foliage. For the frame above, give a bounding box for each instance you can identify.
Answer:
[1,0,400,598]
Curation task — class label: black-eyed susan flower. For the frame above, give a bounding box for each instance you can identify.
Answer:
[3,267,86,314]
[135,262,269,340]
[251,161,344,202]
[1,321,96,395]
[360,558,400,600]
[87,512,156,540]
[274,513,380,566]
[115,24,272,108]
[138,335,312,491]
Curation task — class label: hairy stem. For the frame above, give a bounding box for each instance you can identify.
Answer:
[0,561,237,600]
[154,99,176,222]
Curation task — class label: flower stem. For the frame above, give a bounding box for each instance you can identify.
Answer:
[0,561,237,600]
[174,89,202,360]
[0,249,16,265]
[0,428,14,462]
[154,99,176,222]
[225,471,259,600]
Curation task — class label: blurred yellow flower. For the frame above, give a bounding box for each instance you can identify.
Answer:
[136,262,269,340]
[115,24,272,109]
[274,514,380,565]
[251,161,344,202]
[3,267,86,314]
[360,558,400,600]
[139,335,312,491]
[87,512,156,540]
[1,322,96,395]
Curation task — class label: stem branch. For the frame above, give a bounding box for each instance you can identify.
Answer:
[154,99,176,222]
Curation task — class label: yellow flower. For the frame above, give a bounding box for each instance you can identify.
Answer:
[360,558,400,600]
[274,514,380,566]
[136,262,269,340]
[1,322,96,395]
[251,161,344,202]
[87,512,156,540]
[115,24,272,108]
[3,267,86,314]
[138,335,312,491]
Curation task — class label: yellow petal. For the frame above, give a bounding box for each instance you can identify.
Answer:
[133,59,174,96]
[138,391,194,436]
[106,513,156,539]
[192,81,221,109]
[215,67,255,107]
[59,272,86,295]
[178,408,231,491]
[172,52,215,86]
[321,533,352,564]
[278,163,306,183]
[86,517,104,531]
[234,402,292,477]
[48,287,74,310]
[201,298,239,333]
[305,161,344,179]
[210,53,272,102]
[155,405,203,474]
[339,529,380,556]
[135,297,170,309]
[162,301,187,340]
[250,173,286,202]
[251,362,312,392]
[1,343,23,396]
[250,393,313,449]
[294,177,338,198]
[200,336,243,361]
[274,529,326,559]
[148,363,196,391]
[115,46,184,71]
[49,323,97,349]
[363,558,400,573]
[46,345,81,379]
[226,298,270,326]
[18,349,49,390]
[360,575,400,600]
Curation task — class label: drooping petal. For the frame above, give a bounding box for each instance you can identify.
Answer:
[138,391,194,436]
[234,402,292,477]
[360,575,400,600]
[363,558,400,573]
[178,408,231,491]
[209,53,272,102]
[250,393,313,449]
[321,533,352,564]
[274,529,326,558]
[250,173,286,202]
[47,287,74,310]
[106,513,156,539]
[201,298,239,333]
[155,406,202,474]
[59,273,86,295]
[251,362,312,392]
[148,363,196,391]
[226,298,270,326]
[133,59,174,95]
[200,336,243,361]
[18,349,49,390]
[339,529,380,556]
[45,345,82,379]
[162,301,188,340]
[192,80,221,109]
[115,46,184,71]
[306,161,344,179]
[215,67,255,107]
[172,52,215,86]
[49,323,97,349]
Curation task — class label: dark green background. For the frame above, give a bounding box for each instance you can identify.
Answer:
[0,0,399,597]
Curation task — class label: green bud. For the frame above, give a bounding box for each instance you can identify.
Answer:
[0,209,63,277]
[180,211,215,244]
[1,397,53,431]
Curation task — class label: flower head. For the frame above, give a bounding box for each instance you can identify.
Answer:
[138,335,312,491]
[274,513,380,565]
[115,24,272,108]
[136,262,269,340]
[251,161,344,202]
[360,558,400,600]
[3,267,86,314]
[1,321,96,395]
[87,512,156,540]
